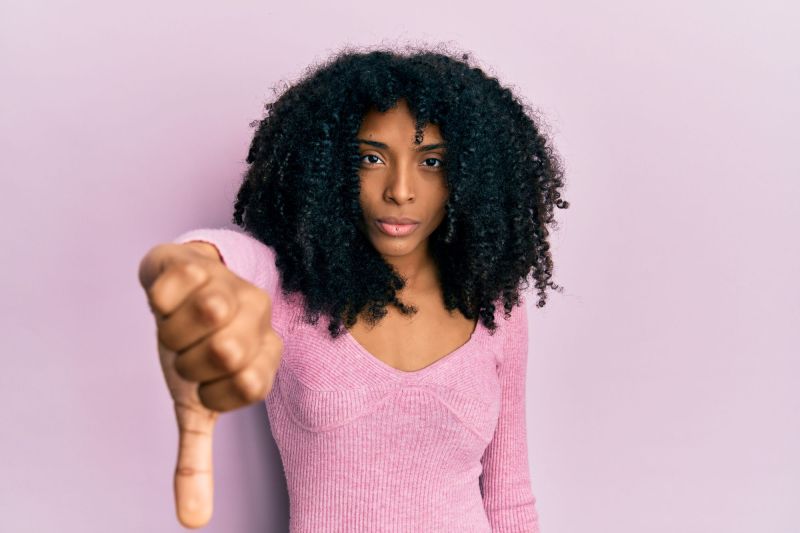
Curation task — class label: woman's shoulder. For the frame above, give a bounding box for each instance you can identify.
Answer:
[484,291,529,363]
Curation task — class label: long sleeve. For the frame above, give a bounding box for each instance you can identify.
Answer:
[172,227,281,301]
[479,295,541,532]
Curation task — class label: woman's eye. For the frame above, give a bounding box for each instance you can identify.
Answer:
[360,154,444,168]
[360,154,383,165]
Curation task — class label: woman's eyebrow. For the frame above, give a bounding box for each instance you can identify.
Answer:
[357,139,446,151]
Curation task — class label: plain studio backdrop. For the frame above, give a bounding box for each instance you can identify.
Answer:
[1,1,797,532]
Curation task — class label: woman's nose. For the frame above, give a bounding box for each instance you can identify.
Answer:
[384,162,415,203]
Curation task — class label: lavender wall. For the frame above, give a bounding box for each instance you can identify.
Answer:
[2,1,797,531]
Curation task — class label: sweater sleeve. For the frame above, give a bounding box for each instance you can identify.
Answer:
[479,296,541,532]
[171,227,281,302]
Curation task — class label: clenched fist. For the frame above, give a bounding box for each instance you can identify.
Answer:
[138,240,284,528]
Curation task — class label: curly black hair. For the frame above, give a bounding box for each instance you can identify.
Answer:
[233,43,569,338]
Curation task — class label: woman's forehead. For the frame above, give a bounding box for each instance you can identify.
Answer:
[358,100,444,144]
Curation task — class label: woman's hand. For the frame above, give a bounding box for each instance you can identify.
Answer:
[138,241,283,528]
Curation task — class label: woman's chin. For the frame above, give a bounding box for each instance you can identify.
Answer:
[370,233,427,257]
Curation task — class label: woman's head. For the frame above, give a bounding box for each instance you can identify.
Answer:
[355,98,448,268]
[233,44,569,337]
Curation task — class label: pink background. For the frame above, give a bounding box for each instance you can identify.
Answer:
[2,1,798,531]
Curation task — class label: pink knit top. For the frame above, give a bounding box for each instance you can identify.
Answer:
[174,227,541,532]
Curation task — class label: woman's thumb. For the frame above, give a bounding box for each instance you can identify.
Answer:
[173,399,218,528]
[158,342,219,528]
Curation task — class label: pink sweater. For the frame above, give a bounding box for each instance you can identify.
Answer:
[174,228,541,532]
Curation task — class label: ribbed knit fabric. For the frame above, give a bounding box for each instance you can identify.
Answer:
[174,227,541,532]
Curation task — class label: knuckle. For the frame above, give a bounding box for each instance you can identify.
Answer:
[195,293,229,326]
[138,245,166,281]
[175,261,206,284]
[207,336,242,372]
[234,368,265,403]
[147,286,169,316]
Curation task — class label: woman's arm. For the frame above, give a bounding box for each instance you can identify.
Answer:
[479,297,541,532]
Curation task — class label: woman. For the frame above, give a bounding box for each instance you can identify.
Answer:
[139,45,569,531]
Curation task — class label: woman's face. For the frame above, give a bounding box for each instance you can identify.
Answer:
[355,99,449,263]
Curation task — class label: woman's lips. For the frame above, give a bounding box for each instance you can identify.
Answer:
[375,220,420,237]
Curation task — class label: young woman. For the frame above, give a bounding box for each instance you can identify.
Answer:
[139,45,569,532]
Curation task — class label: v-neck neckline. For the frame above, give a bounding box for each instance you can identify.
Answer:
[342,318,483,378]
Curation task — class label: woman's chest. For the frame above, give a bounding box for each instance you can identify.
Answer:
[344,305,479,373]
[270,316,504,443]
